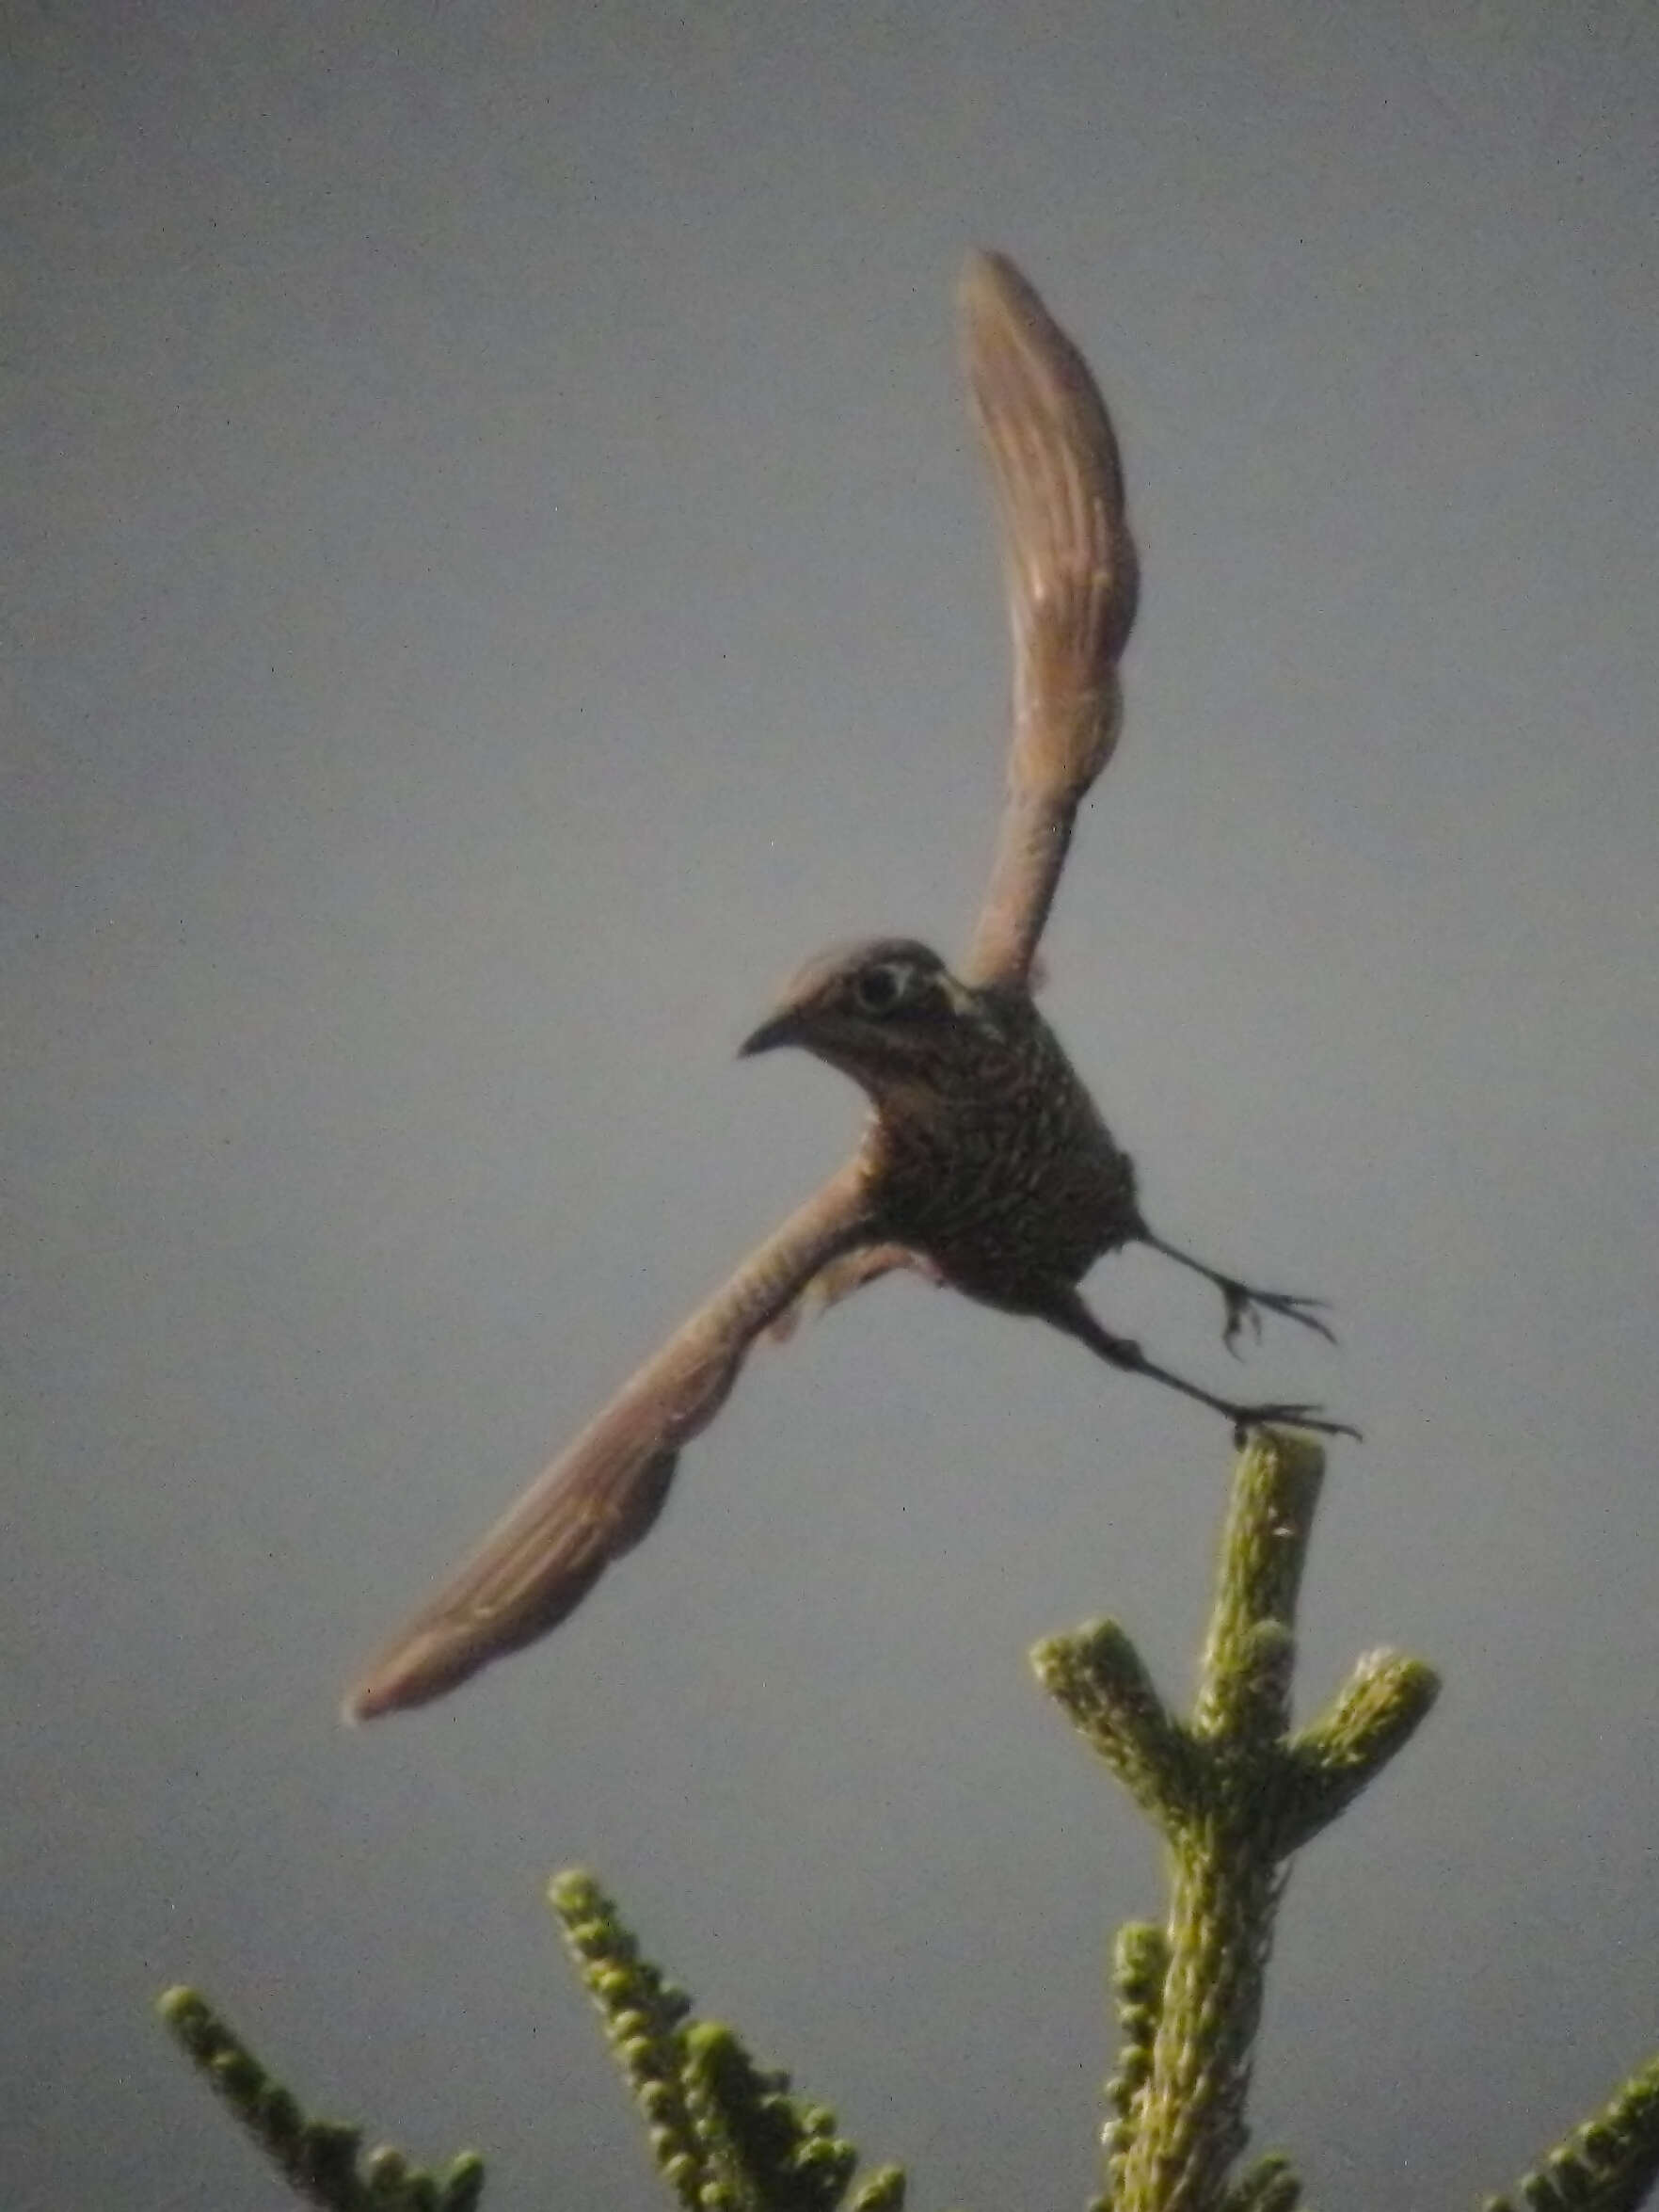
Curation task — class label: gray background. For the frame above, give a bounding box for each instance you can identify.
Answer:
[6,5,1657,2208]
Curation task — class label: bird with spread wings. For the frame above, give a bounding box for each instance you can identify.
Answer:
[343,252,1351,1723]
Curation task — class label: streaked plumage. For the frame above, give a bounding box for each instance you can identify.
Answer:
[745,938,1138,1308]
[343,253,1351,1723]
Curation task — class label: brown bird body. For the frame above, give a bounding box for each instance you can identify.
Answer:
[758,938,1139,1311]
[343,252,1354,1723]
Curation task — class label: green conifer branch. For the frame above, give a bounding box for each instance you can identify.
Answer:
[1486,2055,1659,2212]
[1037,1432,1438,2212]
[1275,1648,1441,1854]
[1030,1622,1201,1828]
[1191,1434,1320,1745]
[682,2020,859,2212]
[1099,1921,1172,2212]
[549,1870,902,2212]
[155,1440,1659,2212]
[848,2166,909,2212]
[155,1987,484,2212]
[1220,2151,1302,2212]
[550,1869,708,2209]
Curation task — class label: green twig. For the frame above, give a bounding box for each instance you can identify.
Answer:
[157,1436,1659,2212]
[1487,2055,1659,2212]
[1038,1431,1439,2212]
[1098,1921,1170,2212]
[1220,2152,1302,2212]
[156,1987,483,2212]
[550,1870,901,2212]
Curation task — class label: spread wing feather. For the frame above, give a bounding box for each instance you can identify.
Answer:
[958,251,1140,991]
[344,1164,876,1719]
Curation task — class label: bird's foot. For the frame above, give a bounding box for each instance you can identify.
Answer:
[1138,1237,1339,1354]
[1045,1291,1360,1444]
[1224,1400,1362,1445]
[1219,1279,1336,1355]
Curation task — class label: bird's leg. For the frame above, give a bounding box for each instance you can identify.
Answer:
[1138,1232,1336,1355]
[1045,1290,1360,1442]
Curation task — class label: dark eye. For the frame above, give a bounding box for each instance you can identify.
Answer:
[853,962,909,1015]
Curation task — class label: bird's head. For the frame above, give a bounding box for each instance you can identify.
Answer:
[740,938,999,1102]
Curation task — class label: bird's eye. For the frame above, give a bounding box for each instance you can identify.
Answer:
[853,962,909,1016]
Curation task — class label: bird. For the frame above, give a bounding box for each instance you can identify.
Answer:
[343,250,1355,1723]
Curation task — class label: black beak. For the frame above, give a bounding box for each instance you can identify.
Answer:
[739,1009,804,1057]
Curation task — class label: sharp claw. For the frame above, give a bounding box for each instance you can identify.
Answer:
[1220,1284,1267,1357]
[1271,1294,1338,1347]
[1220,1282,1338,1351]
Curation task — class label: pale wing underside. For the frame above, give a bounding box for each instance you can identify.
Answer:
[345,1163,876,1719]
[958,250,1140,992]
[766,1240,943,1341]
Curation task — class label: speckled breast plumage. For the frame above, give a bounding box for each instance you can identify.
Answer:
[862,994,1141,1313]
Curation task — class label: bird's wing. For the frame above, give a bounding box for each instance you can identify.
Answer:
[958,250,1140,992]
[766,1241,944,1340]
[344,1162,878,1721]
